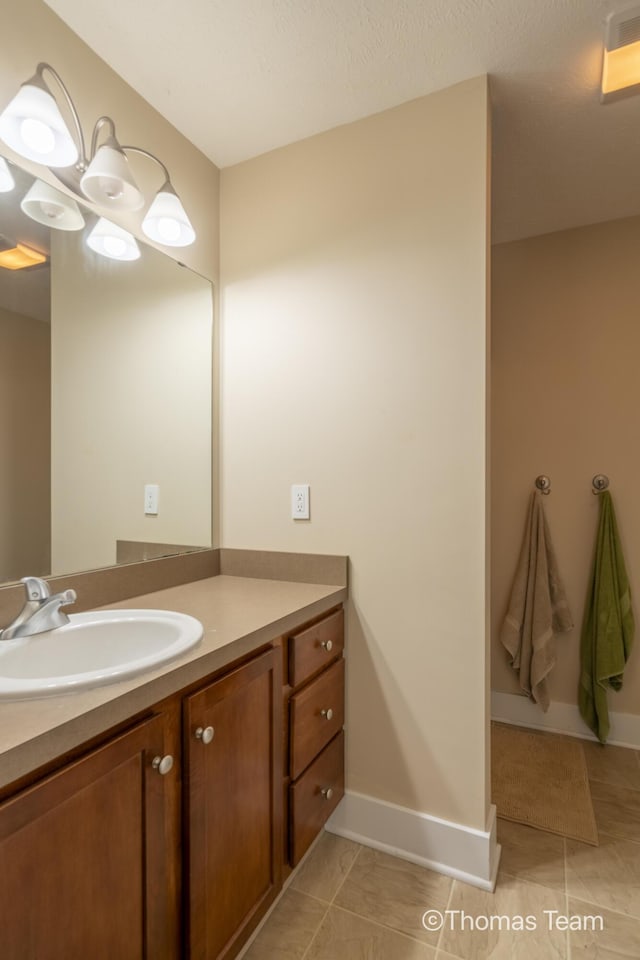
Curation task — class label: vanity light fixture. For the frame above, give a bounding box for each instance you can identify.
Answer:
[0,242,47,270]
[86,217,140,262]
[0,63,196,249]
[20,179,85,231]
[0,157,15,192]
[602,6,640,101]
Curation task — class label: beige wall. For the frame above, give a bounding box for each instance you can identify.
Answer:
[220,78,491,829]
[492,215,640,717]
[51,230,212,575]
[0,306,50,580]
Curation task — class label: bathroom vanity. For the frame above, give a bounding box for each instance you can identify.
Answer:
[0,572,346,960]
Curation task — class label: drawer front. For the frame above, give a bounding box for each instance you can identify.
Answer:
[289,731,344,866]
[288,609,344,687]
[289,658,345,780]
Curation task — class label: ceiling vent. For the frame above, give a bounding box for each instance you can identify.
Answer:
[608,7,640,48]
[602,5,640,101]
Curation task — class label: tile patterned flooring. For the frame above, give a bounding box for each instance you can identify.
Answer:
[244,734,640,959]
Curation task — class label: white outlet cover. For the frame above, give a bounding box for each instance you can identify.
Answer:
[291,484,310,520]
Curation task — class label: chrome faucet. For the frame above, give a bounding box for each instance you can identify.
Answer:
[1,577,77,641]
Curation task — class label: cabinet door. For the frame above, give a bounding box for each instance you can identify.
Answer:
[0,713,178,960]
[185,648,282,960]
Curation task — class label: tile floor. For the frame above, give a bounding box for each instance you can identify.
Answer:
[244,734,640,959]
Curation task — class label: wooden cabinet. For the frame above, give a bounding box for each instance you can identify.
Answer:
[283,607,345,867]
[0,603,343,960]
[184,648,282,960]
[0,712,180,960]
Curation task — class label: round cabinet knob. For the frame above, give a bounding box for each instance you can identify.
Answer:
[321,786,334,801]
[321,639,333,652]
[195,725,215,744]
[152,754,174,776]
[320,708,334,721]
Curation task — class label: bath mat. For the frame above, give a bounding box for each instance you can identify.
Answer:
[492,723,599,845]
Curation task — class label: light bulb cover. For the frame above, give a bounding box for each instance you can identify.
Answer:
[20,179,85,231]
[0,75,78,167]
[80,138,144,211]
[0,157,15,193]
[86,217,140,261]
[142,181,196,247]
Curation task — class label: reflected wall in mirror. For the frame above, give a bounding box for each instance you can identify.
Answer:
[0,157,213,586]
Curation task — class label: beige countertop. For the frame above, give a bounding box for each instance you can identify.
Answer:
[0,574,346,791]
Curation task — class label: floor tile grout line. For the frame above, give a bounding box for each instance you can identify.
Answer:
[299,902,331,960]
[327,844,362,906]
[499,869,565,897]
[295,839,364,959]
[435,941,467,960]
[291,889,334,908]
[498,869,569,898]
[435,878,456,955]
[595,830,640,846]
[324,902,441,949]
[290,837,362,904]
[588,775,640,793]
[565,892,640,924]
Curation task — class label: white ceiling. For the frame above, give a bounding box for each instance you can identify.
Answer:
[42,0,640,242]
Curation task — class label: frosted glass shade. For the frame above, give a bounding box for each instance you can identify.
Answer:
[0,157,15,193]
[81,142,144,211]
[0,79,78,167]
[87,218,140,261]
[142,183,196,247]
[21,179,85,231]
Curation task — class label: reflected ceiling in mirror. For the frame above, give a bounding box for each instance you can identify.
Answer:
[0,157,213,586]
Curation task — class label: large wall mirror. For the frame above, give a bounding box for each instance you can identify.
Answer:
[0,156,213,586]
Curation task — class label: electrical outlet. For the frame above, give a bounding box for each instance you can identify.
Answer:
[144,484,159,515]
[291,484,310,520]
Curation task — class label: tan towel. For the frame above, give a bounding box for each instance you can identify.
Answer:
[500,491,573,711]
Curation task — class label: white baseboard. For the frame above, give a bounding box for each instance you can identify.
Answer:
[491,690,640,750]
[325,790,500,892]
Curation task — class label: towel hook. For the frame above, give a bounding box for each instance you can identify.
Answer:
[535,475,551,495]
[592,474,609,495]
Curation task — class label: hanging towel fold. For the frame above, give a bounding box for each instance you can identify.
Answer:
[500,491,574,711]
[578,491,634,743]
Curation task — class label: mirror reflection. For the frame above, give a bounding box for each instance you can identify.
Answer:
[0,158,213,585]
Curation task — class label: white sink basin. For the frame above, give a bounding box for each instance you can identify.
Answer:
[0,609,203,700]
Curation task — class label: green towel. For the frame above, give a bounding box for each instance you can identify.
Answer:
[578,491,634,743]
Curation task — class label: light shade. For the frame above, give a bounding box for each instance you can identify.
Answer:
[0,157,15,193]
[86,217,140,261]
[142,181,196,247]
[0,76,78,167]
[21,179,85,231]
[80,139,144,211]
[0,243,47,271]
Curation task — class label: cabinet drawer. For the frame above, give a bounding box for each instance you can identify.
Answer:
[288,609,344,687]
[289,658,344,780]
[289,731,344,866]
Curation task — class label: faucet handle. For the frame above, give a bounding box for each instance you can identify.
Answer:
[21,577,51,601]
